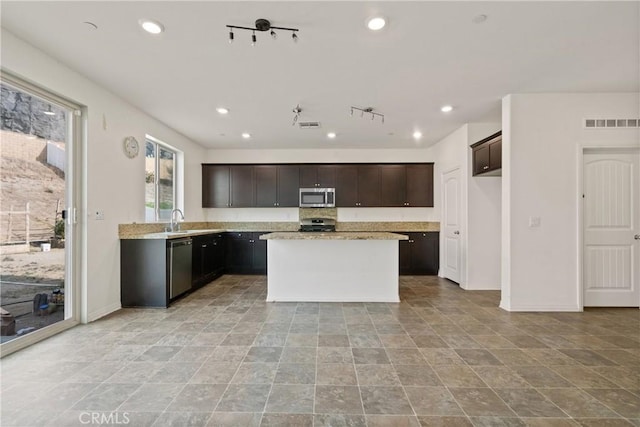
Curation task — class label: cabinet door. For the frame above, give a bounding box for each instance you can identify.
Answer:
[211,235,225,273]
[254,165,278,207]
[226,233,252,272]
[489,139,502,171]
[473,145,490,175]
[380,165,406,207]
[191,235,205,283]
[316,166,336,188]
[411,232,439,275]
[202,165,230,207]
[230,166,255,207]
[357,165,381,207]
[299,165,318,188]
[399,238,412,275]
[277,165,300,207]
[406,164,434,207]
[335,165,358,207]
[252,233,268,274]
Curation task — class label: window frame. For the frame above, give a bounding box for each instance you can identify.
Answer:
[145,135,181,222]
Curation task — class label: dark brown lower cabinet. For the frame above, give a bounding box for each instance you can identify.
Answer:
[121,239,170,308]
[226,232,268,274]
[192,233,225,288]
[399,232,439,275]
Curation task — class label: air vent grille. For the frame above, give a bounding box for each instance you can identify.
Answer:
[298,121,321,129]
[584,118,639,129]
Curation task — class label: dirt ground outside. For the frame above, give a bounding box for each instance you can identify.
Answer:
[1,247,65,342]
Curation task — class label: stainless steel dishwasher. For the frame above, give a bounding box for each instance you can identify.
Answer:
[168,238,193,299]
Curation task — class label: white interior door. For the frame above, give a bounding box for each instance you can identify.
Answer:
[583,149,639,307]
[442,168,461,283]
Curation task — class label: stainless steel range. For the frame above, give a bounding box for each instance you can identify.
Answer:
[299,218,336,232]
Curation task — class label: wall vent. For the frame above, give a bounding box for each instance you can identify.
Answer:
[584,118,639,129]
[298,121,321,129]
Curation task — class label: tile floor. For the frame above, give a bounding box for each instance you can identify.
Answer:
[1,275,639,427]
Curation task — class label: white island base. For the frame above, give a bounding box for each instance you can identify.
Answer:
[261,232,408,302]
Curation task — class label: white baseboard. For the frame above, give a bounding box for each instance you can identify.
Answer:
[86,301,122,323]
[1,319,78,358]
[501,303,581,312]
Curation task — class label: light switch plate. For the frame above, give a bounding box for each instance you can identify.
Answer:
[95,210,105,220]
[529,216,541,228]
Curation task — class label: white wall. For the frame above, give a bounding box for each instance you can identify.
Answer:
[501,93,639,311]
[466,123,502,290]
[2,30,206,322]
[204,148,439,223]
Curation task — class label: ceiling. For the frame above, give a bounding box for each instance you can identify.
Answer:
[1,1,638,149]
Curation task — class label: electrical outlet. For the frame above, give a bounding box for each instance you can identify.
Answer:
[95,210,105,220]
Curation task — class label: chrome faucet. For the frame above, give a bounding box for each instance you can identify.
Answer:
[169,208,184,232]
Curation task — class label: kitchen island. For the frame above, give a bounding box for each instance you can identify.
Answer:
[259,232,408,302]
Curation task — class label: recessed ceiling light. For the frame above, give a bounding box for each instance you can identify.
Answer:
[140,19,164,34]
[241,132,251,139]
[367,17,386,31]
[472,14,488,24]
[216,107,229,115]
[327,132,337,139]
[413,131,422,140]
[441,105,453,113]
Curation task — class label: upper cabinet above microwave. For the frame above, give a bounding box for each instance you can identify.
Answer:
[202,163,434,208]
[471,131,502,176]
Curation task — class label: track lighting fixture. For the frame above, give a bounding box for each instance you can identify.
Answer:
[226,18,299,45]
[350,106,384,124]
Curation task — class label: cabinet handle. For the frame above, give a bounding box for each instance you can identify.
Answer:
[274,203,277,206]
[406,202,410,206]
[202,244,207,248]
[483,166,489,170]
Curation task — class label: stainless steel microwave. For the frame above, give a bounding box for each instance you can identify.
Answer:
[299,188,335,208]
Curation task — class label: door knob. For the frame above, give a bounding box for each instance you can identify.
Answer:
[635,234,640,240]
[453,230,460,235]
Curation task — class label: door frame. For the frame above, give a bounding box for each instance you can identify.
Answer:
[579,145,640,310]
[0,70,85,357]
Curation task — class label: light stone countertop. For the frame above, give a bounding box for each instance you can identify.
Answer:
[259,232,409,240]
[122,229,227,240]
[119,221,439,240]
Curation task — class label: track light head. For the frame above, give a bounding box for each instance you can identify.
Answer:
[251,31,256,46]
[292,32,298,43]
[229,30,234,44]
[270,30,277,40]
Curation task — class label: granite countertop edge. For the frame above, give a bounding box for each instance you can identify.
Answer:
[119,221,440,240]
[259,232,409,240]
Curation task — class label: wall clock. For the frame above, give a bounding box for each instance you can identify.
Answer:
[123,136,139,159]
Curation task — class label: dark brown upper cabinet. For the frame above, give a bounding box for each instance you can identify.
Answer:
[379,164,434,207]
[203,162,433,208]
[300,165,336,188]
[254,165,300,207]
[335,165,381,207]
[335,165,358,207]
[202,165,231,207]
[202,165,254,208]
[230,165,255,207]
[471,131,502,176]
